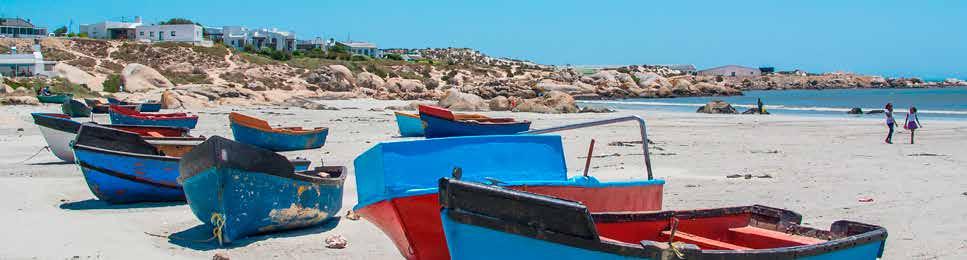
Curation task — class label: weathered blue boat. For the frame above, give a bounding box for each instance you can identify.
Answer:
[354,134,664,259]
[439,178,888,260]
[72,123,205,204]
[109,105,198,129]
[394,112,424,137]
[228,112,329,151]
[178,136,345,244]
[419,105,530,138]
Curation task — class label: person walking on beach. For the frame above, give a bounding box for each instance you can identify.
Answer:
[884,103,898,144]
[904,106,922,144]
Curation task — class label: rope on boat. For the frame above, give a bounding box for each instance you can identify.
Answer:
[667,217,686,259]
[7,146,49,164]
[142,213,227,245]
[211,213,226,245]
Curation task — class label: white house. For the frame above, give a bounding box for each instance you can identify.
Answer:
[222,27,296,52]
[0,18,48,38]
[0,40,55,77]
[135,24,205,44]
[79,16,142,39]
[336,41,381,58]
[697,65,761,77]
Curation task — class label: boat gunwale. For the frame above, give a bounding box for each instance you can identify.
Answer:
[421,112,532,126]
[110,105,198,121]
[178,136,345,185]
[440,179,888,259]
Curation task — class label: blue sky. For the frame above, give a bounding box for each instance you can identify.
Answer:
[5,0,965,79]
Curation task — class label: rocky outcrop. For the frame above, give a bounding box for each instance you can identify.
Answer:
[489,96,511,111]
[121,63,174,92]
[439,88,488,111]
[52,63,105,91]
[512,91,578,113]
[696,100,737,114]
[1,96,40,105]
[356,72,385,89]
[847,108,863,114]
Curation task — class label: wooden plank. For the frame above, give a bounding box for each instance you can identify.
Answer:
[660,230,752,250]
[728,227,826,245]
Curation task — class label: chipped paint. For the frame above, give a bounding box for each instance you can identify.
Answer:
[259,203,329,232]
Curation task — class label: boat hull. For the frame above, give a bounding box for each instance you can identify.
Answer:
[421,114,530,138]
[73,146,184,204]
[442,213,886,260]
[394,112,425,137]
[229,122,328,151]
[356,181,663,260]
[37,124,77,162]
[61,99,92,117]
[181,166,344,243]
[110,109,198,129]
[37,94,72,104]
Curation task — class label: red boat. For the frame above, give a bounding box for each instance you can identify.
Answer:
[353,116,662,260]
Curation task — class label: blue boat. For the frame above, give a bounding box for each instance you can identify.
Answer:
[229,112,329,151]
[353,134,664,259]
[109,105,198,129]
[138,103,162,112]
[394,112,424,137]
[439,178,888,260]
[419,105,530,138]
[178,136,345,244]
[72,123,205,204]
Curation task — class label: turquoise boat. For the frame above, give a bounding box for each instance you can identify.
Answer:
[61,99,92,117]
[439,178,888,260]
[394,112,425,137]
[178,136,345,244]
[37,94,72,104]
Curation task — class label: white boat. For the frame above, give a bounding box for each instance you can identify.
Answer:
[29,113,193,163]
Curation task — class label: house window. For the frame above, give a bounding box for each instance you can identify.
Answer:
[171,31,176,36]
[139,31,144,36]
[150,31,154,37]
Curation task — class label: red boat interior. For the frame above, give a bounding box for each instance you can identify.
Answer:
[229,112,326,134]
[418,105,522,124]
[111,105,194,119]
[595,213,827,250]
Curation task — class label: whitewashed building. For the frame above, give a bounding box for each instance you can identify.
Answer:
[0,18,48,38]
[336,41,381,58]
[79,16,142,39]
[0,40,55,77]
[135,24,205,44]
[697,65,761,77]
[222,27,296,52]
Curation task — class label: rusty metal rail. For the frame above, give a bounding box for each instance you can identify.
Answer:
[520,116,654,180]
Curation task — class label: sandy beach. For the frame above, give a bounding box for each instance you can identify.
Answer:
[1,99,965,259]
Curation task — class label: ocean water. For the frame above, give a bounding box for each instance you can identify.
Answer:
[579,87,967,120]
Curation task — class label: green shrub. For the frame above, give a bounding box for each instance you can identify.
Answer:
[78,32,89,38]
[384,53,403,61]
[350,54,371,61]
[102,74,122,93]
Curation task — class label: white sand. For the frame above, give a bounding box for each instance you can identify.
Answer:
[1,99,965,259]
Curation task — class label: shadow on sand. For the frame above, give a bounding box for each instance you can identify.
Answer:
[167,217,343,250]
[59,199,184,210]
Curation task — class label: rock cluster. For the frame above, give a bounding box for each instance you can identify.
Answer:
[696,100,738,114]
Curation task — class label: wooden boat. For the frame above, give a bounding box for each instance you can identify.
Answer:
[178,136,345,244]
[108,97,162,112]
[109,105,199,129]
[37,93,72,104]
[418,105,530,138]
[439,178,888,260]
[30,113,191,163]
[229,112,329,151]
[61,99,92,117]
[394,112,425,137]
[72,123,206,203]
[353,135,664,259]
